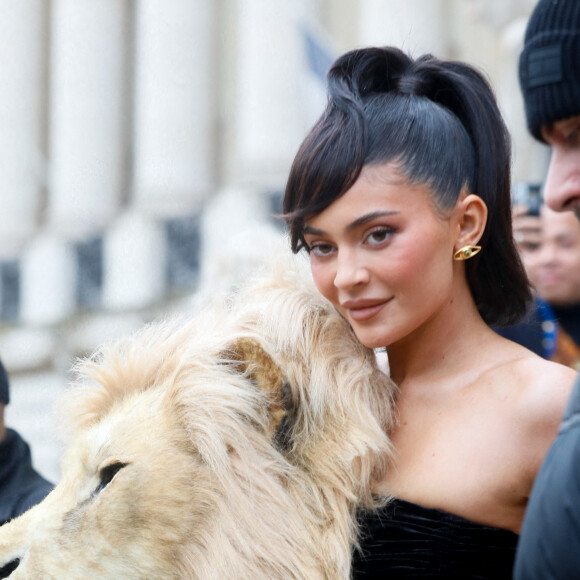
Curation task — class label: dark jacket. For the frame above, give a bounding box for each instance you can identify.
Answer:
[514,372,580,579]
[0,428,53,525]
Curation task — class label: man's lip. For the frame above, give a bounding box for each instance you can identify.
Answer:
[539,274,563,287]
[341,299,389,321]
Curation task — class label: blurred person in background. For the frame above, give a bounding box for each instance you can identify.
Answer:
[508,199,580,369]
[0,358,52,526]
[514,0,580,577]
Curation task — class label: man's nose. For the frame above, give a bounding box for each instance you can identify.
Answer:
[538,243,558,265]
[544,147,580,213]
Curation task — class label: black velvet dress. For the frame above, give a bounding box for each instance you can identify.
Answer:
[352,499,519,579]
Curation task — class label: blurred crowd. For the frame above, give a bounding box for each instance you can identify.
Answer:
[497,194,580,369]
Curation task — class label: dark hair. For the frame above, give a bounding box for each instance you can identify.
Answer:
[283,46,531,326]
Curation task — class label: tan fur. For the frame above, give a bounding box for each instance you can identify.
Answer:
[0,253,397,579]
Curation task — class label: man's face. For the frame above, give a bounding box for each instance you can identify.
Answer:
[541,115,580,219]
[521,205,580,306]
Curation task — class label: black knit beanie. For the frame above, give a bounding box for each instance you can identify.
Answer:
[0,359,9,406]
[519,0,580,142]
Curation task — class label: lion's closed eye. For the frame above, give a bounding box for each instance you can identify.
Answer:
[95,462,128,495]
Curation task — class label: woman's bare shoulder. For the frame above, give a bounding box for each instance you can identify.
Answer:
[506,350,575,412]
[516,354,575,397]
[508,353,575,452]
[484,339,575,431]
[488,335,574,392]
[494,351,576,485]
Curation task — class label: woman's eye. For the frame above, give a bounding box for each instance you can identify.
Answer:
[366,228,393,245]
[309,243,335,257]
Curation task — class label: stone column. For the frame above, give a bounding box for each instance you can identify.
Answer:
[102,213,165,311]
[47,0,129,238]
[358,0,449,57]
[229,0,307,187]
[132,0,215,215]
[0,1,46,258]
[458,0,548,181]
[20,234,76,326]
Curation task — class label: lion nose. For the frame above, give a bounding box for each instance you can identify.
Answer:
[0,558,20,578]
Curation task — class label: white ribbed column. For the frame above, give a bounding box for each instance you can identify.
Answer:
[48,0,128,238]
[233,0,306,185]
[0,1,45,258]
[20,234,76,326]
[358,0,448,57]
[132,0,214,215]
[102,213,164,311]
[458,0,546,181]
[197,187,285,302]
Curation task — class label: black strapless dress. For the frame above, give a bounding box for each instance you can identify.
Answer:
[352,499,519,579]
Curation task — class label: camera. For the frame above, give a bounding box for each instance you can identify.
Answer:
[511,182,543,217]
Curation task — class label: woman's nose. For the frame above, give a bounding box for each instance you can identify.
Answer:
[333,253,370,289]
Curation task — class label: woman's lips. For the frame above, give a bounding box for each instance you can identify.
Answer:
[342,300,389,321]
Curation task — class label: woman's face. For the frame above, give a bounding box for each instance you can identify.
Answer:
[303,163,461,349]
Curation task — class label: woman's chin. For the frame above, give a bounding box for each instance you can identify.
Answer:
[352,330,388,350]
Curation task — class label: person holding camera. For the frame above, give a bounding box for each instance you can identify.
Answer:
[510,198,580,369]
[514,0,580,577]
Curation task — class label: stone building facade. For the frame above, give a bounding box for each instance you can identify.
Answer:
[1,0,545,482]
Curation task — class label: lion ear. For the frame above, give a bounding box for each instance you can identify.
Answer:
[221,337,286,438]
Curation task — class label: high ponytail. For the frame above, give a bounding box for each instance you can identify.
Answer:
[284,46,531,326]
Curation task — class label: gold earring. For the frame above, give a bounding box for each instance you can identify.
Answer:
[453,245,481,261]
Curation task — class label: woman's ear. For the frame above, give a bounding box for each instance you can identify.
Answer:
[454,193,487,250]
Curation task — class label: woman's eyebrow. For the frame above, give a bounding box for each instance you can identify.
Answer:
[346,211,399,231]
[303,225,326,237]
[304,211,399,236]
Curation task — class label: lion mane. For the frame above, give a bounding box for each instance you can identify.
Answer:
[0,254,396,580]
